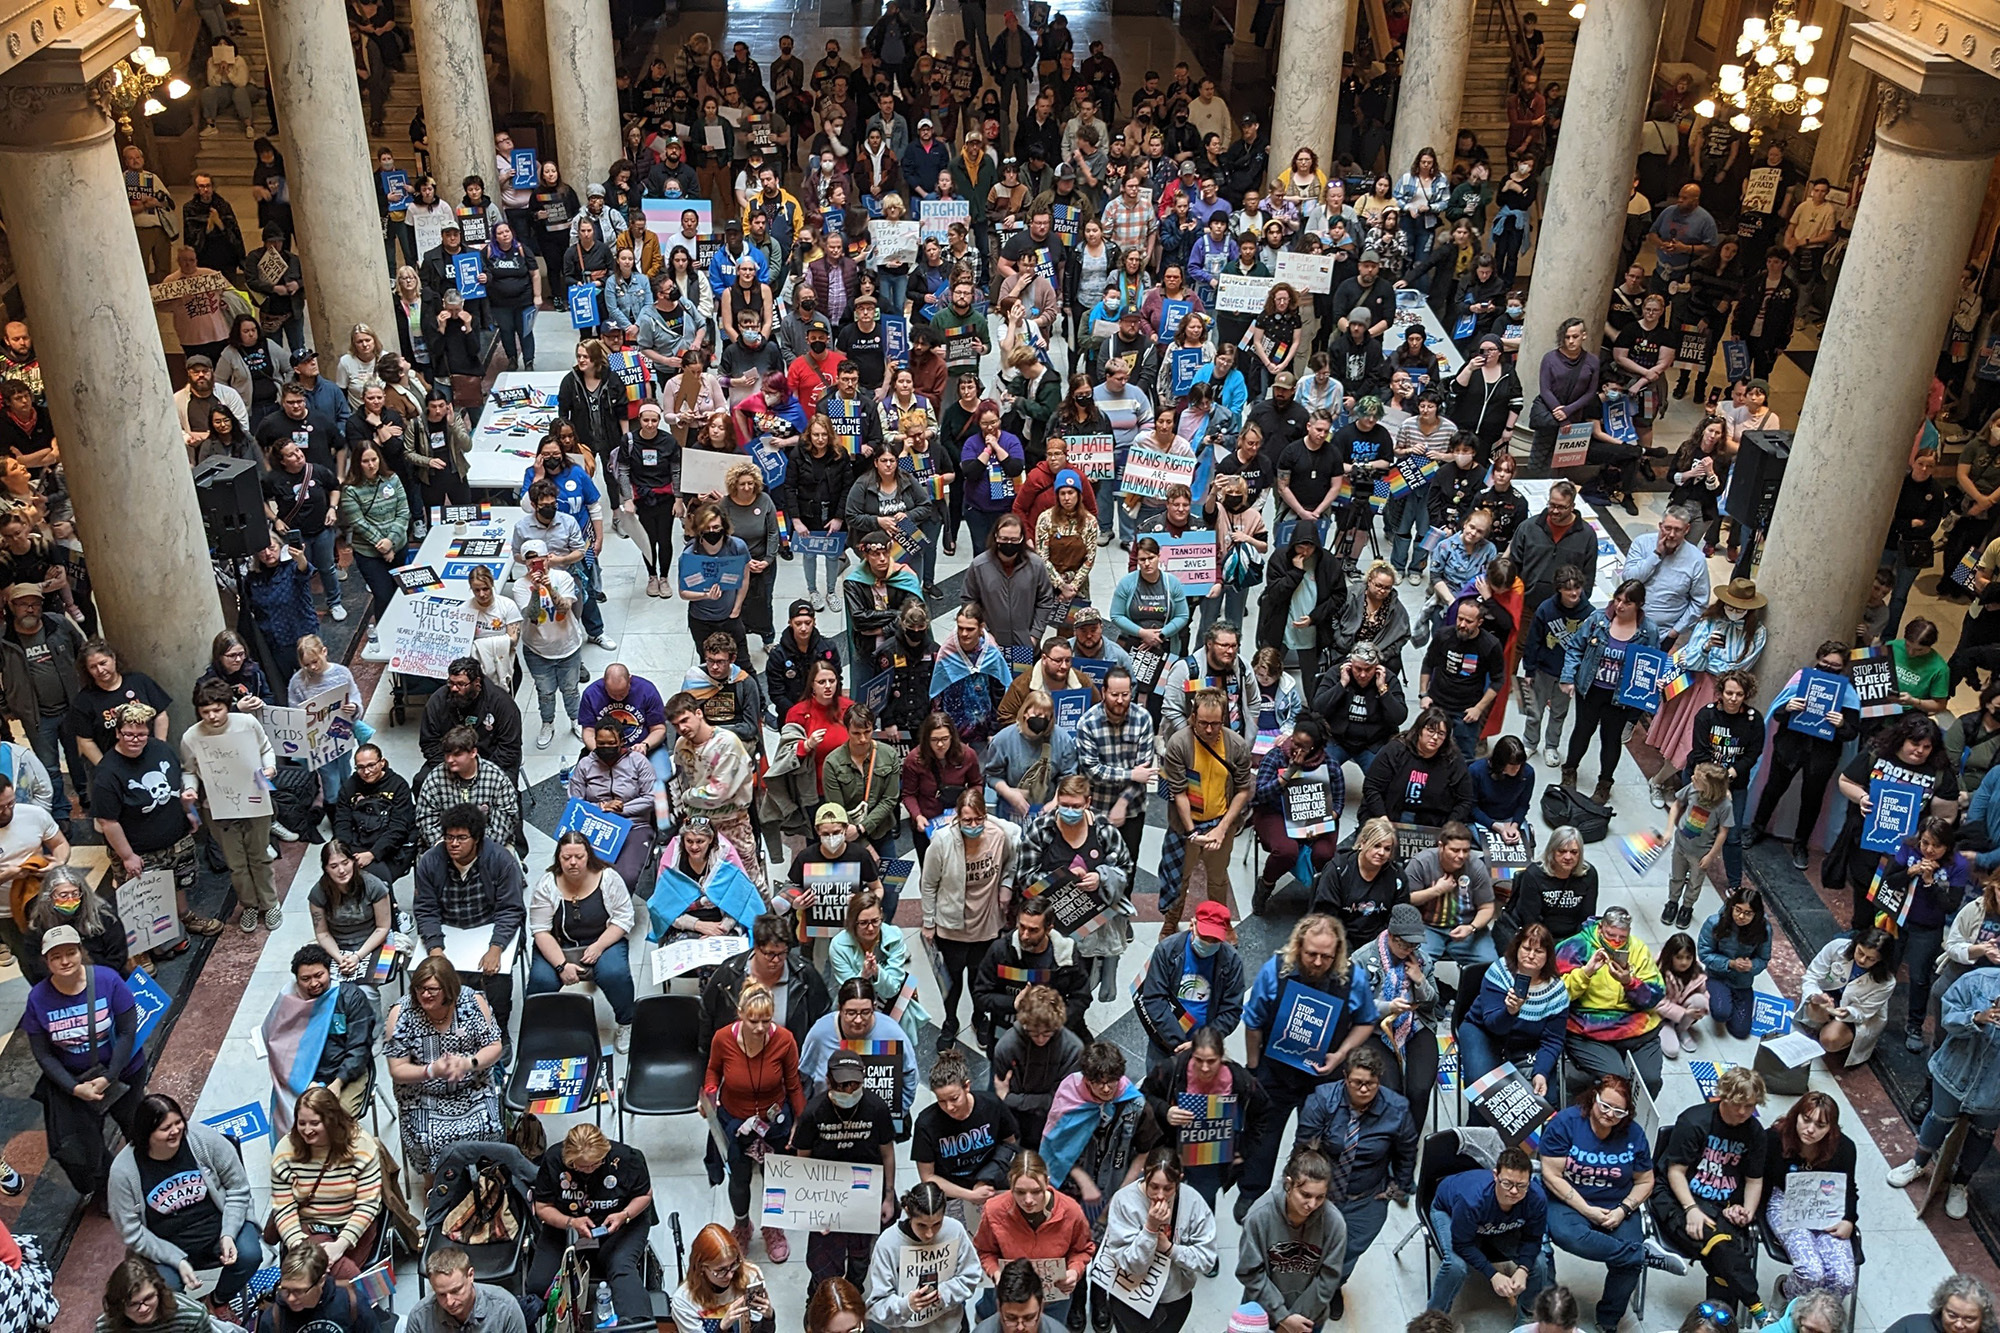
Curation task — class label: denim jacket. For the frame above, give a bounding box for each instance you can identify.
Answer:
[1561,609,1663,689]
[1929,968,2000,1114]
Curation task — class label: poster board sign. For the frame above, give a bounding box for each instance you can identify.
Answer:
[1849,645,1899,718]
[1154,529,1217,595]
[523,1055,602,1114]
[1281,779,1339,840]
[1552,421,1593,470]
[566,283,598,329]
[510,149,538,190]
[387,593,477,680]
[857,668,895,719]
[1170,346,1205,397]
[1033,874,1109,938]
[128,965,171,1045]
[1051,688,1091,731]
[1127,649,1165,693]
[679,552,748,597]
[1087,1243,1171,1317]
[1482,829,1533,882]
[793,530,845,558]
[202,1101,274,1145]
[761,1154,882,1231]
[452,251,486,298]
[1264,978,1344,1074]
[882,314,909,369]
[1065,432,1115,481]
[1860,778,1924,854]
[1120,446,1197,502]
[1175,1092,1237,1165]
[1740,165,1783,215]
[182,725,272,820]
[557,797,634,860]
[799,860,862,937]
[1272,252,1337,294]
[679,446,741,499]
[1030,1257,1070,1302]
[651,934,751,981]
[119,869,184,955]
[1466,1061,1555,1145]
[898,1239,960,1295]
[1616,646,1672,714]
[919,198,971,240]
[1751,992,1797,1038]
[839,1037,906,1123]
[261,685,358,773]
[1788,669,1846,740]
[1776,1171,1847,1232]
[1215,273,1276,314]
[873,220,921,267]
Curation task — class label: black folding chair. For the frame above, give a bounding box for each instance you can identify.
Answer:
[1392,1127,1491,1285]
[1755,1217,1863,1329]
[504,991,614,1125]
[617,992,706,1138]
[420,1143,539,1296]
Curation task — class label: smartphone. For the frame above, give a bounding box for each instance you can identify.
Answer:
[1511,970,1531,998]
[527,554,548,577]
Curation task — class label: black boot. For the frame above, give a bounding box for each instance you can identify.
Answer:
[1090,1283,1111,1332]
[1065,1291,1087,1331]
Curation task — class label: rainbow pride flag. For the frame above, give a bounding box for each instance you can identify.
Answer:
[1660,668,1696,702]
[839,1039,900,1055]
[1616,829,1670,874]
[996,964,1053,984]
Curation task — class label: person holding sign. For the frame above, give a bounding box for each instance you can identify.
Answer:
[1237,1144,1348,1333]
[1017,775,1133,999]
[1140,1024,1268,1214]
[1559,579,1662,805]
[1827,714,1958,932]
[865,1180,984,1332]
[179,678,278,933]
[1750,642,1860,868]
[1763,1091,1861,1301]
[1090,1147,1215,1333]
[526,831,637,1054]
[799,978,920,1124]
[789,1049,900,1295]
[678,502,755,667]
[701,980,808,1263]
[1236,915,1381,1213]
[1457,922,1569,1096]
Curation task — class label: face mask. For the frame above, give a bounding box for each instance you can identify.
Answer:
[740,330,763,348]
[1056,805,1086,825]
[1455,454,1475,469]
[821,832,848,853]
[828,1087,863,1109]
[536,505,557,522]
[703,529,725,546]
[1725,605,1749,622]
[960,822,985,838]
[1224,495,1249,512]
[901,625,926,643]
[594,746,622,764]
[1506,305,1524,318]
[1190,935,1221,958]
[1022,715,1049,737]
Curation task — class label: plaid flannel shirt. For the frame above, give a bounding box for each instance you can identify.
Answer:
[415,757,521,847]
[1074,702,1156,814]
[1100,195,1157,255]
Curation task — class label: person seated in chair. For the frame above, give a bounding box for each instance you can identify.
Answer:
[418,657,524,781]
[526,1126,656,1327]
[264,943,379,1125]
[406,1245,530,1333]
[254,1241,379,1333]
[413,802,526,1052]
[1424,1146,1554,1321]
[332,745,418,887]
[526,830,638,1054]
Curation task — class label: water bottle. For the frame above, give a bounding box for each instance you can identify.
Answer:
[595,1281,615,1329]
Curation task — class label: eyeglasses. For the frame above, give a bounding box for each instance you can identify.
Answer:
[1495,1176,1531,1194]
[1594,1098,1631,1119]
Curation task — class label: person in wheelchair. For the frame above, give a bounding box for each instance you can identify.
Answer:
[254,1240,380,1333]
[526,1125,657,1327]
[568,722,670,892]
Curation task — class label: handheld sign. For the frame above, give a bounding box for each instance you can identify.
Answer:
[1281,779,1339,840]
[857,668,896,719]
[567,284,598,329]
[452,251,486,299]
[1065,432,1115,481]
[1750,992,1796,1038]
[1154,529,1217,596]
[679,553,748,596]
[1848,645,1900,718]
[1552,421,1593,470]
[882,314,910,368]
[1175,1092,1237,1165]
[203,1101,274,1146]
[1616,646,1672,714]
[1170,346,1204,396]
[799,860,863,937]
[1264,979,1344,1074]
[1051,687,1091,731]
[1788,669,1846,740]
[557,797,633,860]
[1466,1062,1555,1145]
[1860,778,1924,854]
[510,148,538,190]
[762,1155,881,1231]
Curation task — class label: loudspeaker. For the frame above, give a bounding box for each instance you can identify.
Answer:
[1724,429,1792,530]
[192,455,270,559]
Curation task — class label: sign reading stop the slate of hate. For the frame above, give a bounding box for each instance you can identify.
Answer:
[800,860,862,937]
[1066,432,1115,480]
[762,1154,881,1232]
[1861,778,1924,854]
[1121,446,1197,502]
[1282,779,1339,840]
[1849,645,1900,718]
[1552,421,1593,470]
[557,797,633,860]
[1264,979,1344,1074]
[1616,646,1673,713]
[1155,529,1217,595]
[1466,1062,1555,1145]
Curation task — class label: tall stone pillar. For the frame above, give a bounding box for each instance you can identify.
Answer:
[501,0,553,115]
[1271,0,1352,175]
[411,0,495,195]
[546,0,621,190]
[1389,0,1476,178]
[0,4,223,706]
[263,0,398,357]
[1758,24,2000,711]
[1510,0,1666,457]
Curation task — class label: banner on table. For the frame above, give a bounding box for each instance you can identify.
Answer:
[799,860,863,937]
[557,797,634,860]
[1154,529,1217,595]
[1860,778,1923,854]
[762,1154,881,1231]
[386,594,477,680]
[1616,646,1672,713]
[1264,979,1344,1074]
[1121,446,1197,502]
[1066,432,1115,481]
[119,869,184,956]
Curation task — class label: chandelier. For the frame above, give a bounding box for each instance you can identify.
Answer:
[1694,0,1829,139]
[95,10,190,134]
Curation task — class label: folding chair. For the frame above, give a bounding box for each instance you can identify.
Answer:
[1755,1218,1864,1330]
[1391,1126,1495,1284]
[504,991,614,1125]
[419,1142,539,1296]
[617,992,706,1138]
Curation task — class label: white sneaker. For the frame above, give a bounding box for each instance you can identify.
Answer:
[1948,1183,1970,1219]
[243,122,258,138]
[200,124,220,137]
[615,1023,632,1054]
[240,911,260,933]
[589,634,618,650]
[1643,1238,1689,1275]
[264,906,284,931]
[271,821,300,842]
[330,603,348,622]
[1887,1157,1927,1187]
[1544,746,1563,767]
[537,721,555,749]
[266,844,279,861]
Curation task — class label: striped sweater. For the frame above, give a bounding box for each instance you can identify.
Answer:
[270,1132,386,1251]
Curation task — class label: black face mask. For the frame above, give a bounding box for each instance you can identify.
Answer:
[901,625,926,643]
[996,540,1025,559]
[1224,495,1249,512]
[1022,715,1050,736]
[594,746,622,764]
[536,505,557,522]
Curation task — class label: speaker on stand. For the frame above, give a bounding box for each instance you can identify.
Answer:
[192,456,284,684]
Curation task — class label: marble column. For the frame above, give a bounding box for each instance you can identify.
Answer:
[1389,0,1476,179]
[0,3,223,706]
[263,0,398,356]
[1509,0,1666,457]
[1272,0,1352,177]
[546,0,621,191]
[501,0,553,115]
[411,0,495,196]
[1758,24,2000,712]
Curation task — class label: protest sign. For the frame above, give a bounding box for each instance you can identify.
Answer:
[510,148,538,189]
[882,314,909,368]
[1215,273,1276,314]
[1789,669,1846,740]
[1281,779,1339,840]
[567,284,598,329]
[129,966,171,1045]
[1751,992,1796,1038]
[1030,1258,1070,1301]
[1861,778,1924,853]
[452,251,485,299]
[387,593,477,679]
[1170,346,1205,396]
[523,1056,601,1114]
[874,220,921,267]
[182,724,271,819]
[1272,252,1337,293]
[1616,646,1672,714]
[840,1037,906,1122]
[1265,979,1344,1074]
[203,1101,274,1145]
[898,1239,960,1294]
[1175,1092,1237,1165]
[1121,446,1197,502]
[1052,688,1091,731]
[792,530,845,558]
[119,869,183,955]
[1466,1062,1555,1145]
[1849,645,1900,717]
[558,797,634,860]
[935,674,995,734]
[1552,422,1593,470]
[1065,432,1115,480]
[679,552,748,597]
[799,860,863,937]
[919,198,970,240]
[1155,529,1217,595]
[652,934,752,981]
[679,446,740,498]
[762,1154,882,1231]
[1087,1245,1171,1317]
[1776,1171,1847,1232]
[856,668,895,719]
[1032,874,1109,938]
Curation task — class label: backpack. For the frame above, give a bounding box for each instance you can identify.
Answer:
[270,764,321,841]
[1540,783,1613,843]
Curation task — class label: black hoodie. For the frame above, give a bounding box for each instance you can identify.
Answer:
[1256,531,1348,656]
[1360,734,1476,826]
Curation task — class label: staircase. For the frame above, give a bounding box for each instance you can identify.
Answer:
[1459,0,1580,161]
[192,0,426,190]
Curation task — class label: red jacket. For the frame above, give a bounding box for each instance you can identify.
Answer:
[1013,460,1100,533]
[785,694,852,788]
[703,1021,806,1121]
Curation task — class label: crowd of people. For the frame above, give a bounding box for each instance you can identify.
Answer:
[1,4,1996,1333]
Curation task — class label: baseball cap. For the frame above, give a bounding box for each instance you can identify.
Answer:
[1071,605,1103,627]
[440,220,461,233]
[815,802,851,827]
[789,598,816,618]
[520,539,549,558]
[291,346,319,366]
[1055,164,1077,180]
[5,583,43,602]
[1193,900,1234,941]
[1273,371,1297,389]
[40,924,81,954]
[917,117,935,128]
[827,1052,867,1084]
[1360,248,1383,263]
[261,224,286,241]
[1388,902,1428,944]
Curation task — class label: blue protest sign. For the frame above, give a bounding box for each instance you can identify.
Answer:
[1072,658,1113,685]
[882,314,909,368]
[1603,394,1637,445]
[380,169,409,207]
[510,148,538,190]
[1051,688,1091,731]
[1159,298,1192,343]
[1616,646,1672,714]
[1750,992,1796,1038]
[679,553,748,595]
[1265,979,1345,1074]
[857,668,895,718]
[452,251,485,299]
[558,797,634,859]
[1788,669,1846,741]
[567,283,599,329]
[203,1101,274,1145]
[129,966,171,1047]
[792,530,846,557]
[748,435,789,490]
[1170,346,1203,398]
[1861,778,1924,854]
[1452,313,1477,340]
[1721,339,1751,382]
